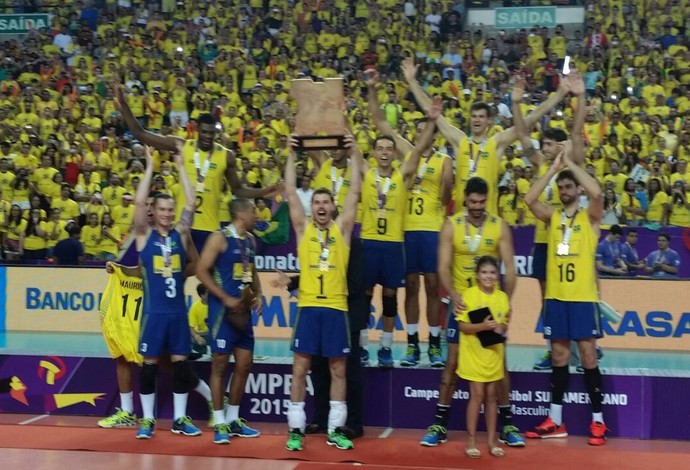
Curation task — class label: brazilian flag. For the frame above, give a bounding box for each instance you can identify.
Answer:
[253,202,290,245]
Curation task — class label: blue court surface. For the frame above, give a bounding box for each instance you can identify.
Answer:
[3,331,689,377]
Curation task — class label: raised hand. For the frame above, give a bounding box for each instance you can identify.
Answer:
[172,140,184,166]
[428,95,443,121]
[365,69,379,88]
[144,144,154,167]
[511,76,526,103]
[270,269,292,288]
[565,71,585,96]
[401,58,419,83]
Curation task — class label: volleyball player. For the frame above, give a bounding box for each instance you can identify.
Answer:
[284,133,361,451]
[196,198,263,445]
[524,142,608,446]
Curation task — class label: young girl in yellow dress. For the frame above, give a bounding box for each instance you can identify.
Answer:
[456,256,509,459]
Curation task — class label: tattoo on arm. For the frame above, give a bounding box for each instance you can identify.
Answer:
[180,208,194,228]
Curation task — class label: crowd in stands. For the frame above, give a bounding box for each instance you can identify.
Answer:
[0,0,689,264]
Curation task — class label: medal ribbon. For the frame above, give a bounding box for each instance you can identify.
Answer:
[330,164,346,195]
[375,169,391,209]
[560,208,579,246]
[317,227,330,261]
[193,142,213,186]
[159,234,172,267]
[464,210,486,254]
[229,224,250,276]
[414,152,434,187]
[468,138,487,177]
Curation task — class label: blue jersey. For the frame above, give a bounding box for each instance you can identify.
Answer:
[140,228,187,315]
[208,226,256,306]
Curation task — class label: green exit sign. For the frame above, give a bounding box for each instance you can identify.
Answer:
[495,7,557,29]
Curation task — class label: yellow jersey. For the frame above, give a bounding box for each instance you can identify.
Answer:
[99,265,143,364]
[456,286,508,383]
[360,168,406,242]
[404,151,448,232]
[312,159,362,223]
[188,300,209,334]
[23,222,48,251]
[297,222,349,311]
[179,140,228,232]
[450,211,503,293]
[646,191,668,224]
[455,137,501,215]
[545,209,598,302]
[533,164,562,243]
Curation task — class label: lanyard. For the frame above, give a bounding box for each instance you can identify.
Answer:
[159,234,172,267]
[560,208,579,245]
[414,152,434,187]
[464,210,486,253]
[468,138,487,176]
[330,163,347,195]
[316,227,330,260]
[375,169,391,209]
[193,142,213,183]
[608,240,619,260]
[229,224,250,273]
[625,242,637,261]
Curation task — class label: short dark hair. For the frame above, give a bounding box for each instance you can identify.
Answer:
[556,169,579,186]
[374,135,396,150]
[543,128,568,142]
[658,233,670,241]
[627,228,638,235]
[610,224,623,235]
[197,113,217,127]
[475,255,499,272]
[311,187,335,203]
[230,197,254,219]
[196,283,207,297]
[464,177,488,196]
[470,102,491,115]
[152,193,173,206]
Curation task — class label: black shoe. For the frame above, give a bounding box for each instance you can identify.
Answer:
[188,352,203,361]
[304,423,327,434]
[339,425,363,439]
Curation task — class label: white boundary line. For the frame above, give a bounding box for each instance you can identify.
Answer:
[19,414,49,425]
[378,427,394,438]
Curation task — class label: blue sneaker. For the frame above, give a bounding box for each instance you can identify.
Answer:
[377,347,394,368]
[533,351,552,370]
[399,343,420,366]
[135,418,155,439]
[171,416,202,436]
[213,423,231,444]
[420,424,447,447]
[229,418,260,437]
[360,347,369,365]
[428,345,445,368]
[499,425,526,447]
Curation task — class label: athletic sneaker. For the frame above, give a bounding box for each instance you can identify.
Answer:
[286,429,304,451]
[428,345,445,368]
[360,347,369,366]
[213,423,231,444]
[525,417,568,439]
[98,408,136,428]
[400,343,420,366]
[533,351,552,370]
[327,429,354,450]
[171,416,202,436]
[597,346,604,361]
[419,424,448,446]
[588,421,608,446]
[135,418,155,439]
[377,347,394,368]
[499,425,526,447]
[229,418,260,437]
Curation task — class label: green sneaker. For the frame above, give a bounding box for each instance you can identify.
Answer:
[98,408,137,428]
[327,429,354,450]
[286,429,304,451]
[207,396,229,428]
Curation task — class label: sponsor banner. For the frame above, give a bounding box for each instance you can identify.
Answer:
[3,266,690,350]
[0,14,51,35]
[1,354,689,440]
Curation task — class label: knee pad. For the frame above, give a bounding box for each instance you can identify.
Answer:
[139,363,158,395]
[382,295,397,318]
[172,360,194,394]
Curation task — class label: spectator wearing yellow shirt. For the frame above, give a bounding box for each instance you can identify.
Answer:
[80,213,102,259]
[111,193,135,236]
[31,155,59,198]
[14,143,39,174]
[3,204,26,260]
[21,208,48,261]
[668,181,690,227]
[146,91,166,131]
[255,197,271,223]
[188,284,209,358]
[102,174,127,210]
[603,161,628,196]
[646,178,670,225]
[96,213,121,261]
[44,208,68,256]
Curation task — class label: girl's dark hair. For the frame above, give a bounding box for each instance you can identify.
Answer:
[475,255,499,272]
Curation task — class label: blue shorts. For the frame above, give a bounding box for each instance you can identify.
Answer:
[139,313,191,357]
[362,239,406,289]
[531,243,548,280]
[542,299,603,341]
[207,304,255,354]
[447,313,459,345]
[191,229,212,253]
[291,307,351,357]
[404,231,439,274]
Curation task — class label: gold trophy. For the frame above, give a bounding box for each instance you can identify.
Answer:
[290,77,347,150]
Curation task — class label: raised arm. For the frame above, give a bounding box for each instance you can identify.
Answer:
[225,150,284,199]
[495,80,569,149]
[285,136,307,239]
[133,145,154,237]
[172,140,195,234]
[401,58,466,151]
[339,134,362,243]
[565,72,587,164]
[400,96,442,187]
[511,77,542,167]
[561,140,602,222]
[115,83,183,152]
[366,69,413,157]
[524,152,564,222]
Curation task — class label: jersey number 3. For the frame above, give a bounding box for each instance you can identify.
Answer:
[165,278,177,298]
